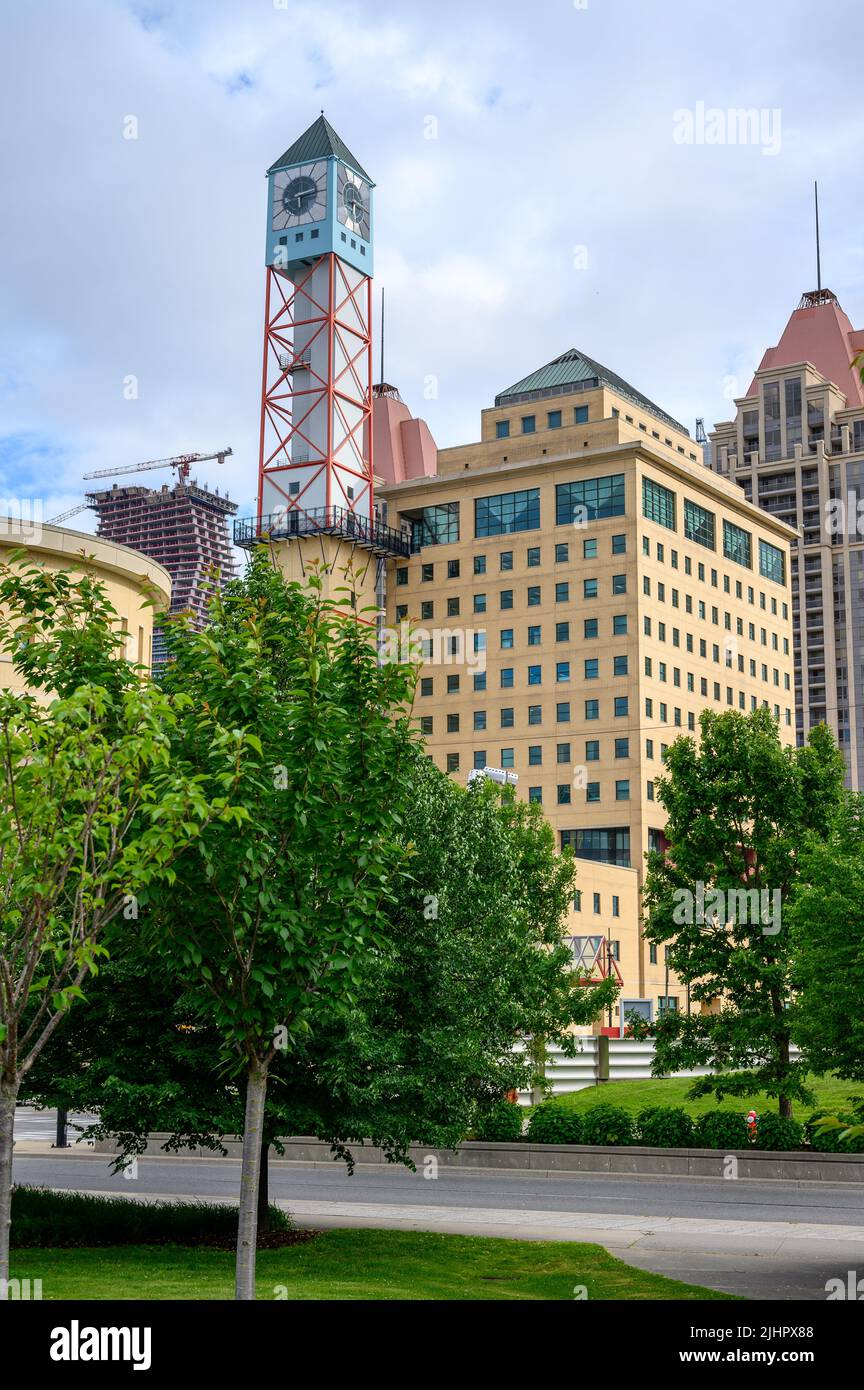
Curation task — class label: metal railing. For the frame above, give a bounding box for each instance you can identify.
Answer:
[234,506,411,557]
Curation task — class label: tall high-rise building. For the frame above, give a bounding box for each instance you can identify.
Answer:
[379,349,796,1030]
[89,479,238,665]
[709,289,864,785]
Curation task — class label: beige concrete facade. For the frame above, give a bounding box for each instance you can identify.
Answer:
[0,518,171,688]
[380,377,796,1029]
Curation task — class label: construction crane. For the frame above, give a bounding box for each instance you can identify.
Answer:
[83,447,232,484]
[47,448,233,525]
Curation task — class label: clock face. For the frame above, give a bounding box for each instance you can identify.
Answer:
[337,164,371,239]
[271,161,327,230]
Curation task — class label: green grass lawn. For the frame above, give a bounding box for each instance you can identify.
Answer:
[10,1228,732,1301]
[550,1075,862,1119]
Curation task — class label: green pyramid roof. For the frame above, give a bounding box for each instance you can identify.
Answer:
[496,348,687,435]
[268,115,373,182]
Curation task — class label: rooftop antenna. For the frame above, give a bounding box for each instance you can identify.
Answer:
[379,286,385,385]
[815,180,822,292]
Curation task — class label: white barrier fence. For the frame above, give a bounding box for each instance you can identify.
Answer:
[518,1038,803,1101]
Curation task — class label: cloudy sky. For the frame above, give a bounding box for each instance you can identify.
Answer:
[1,0,861,527]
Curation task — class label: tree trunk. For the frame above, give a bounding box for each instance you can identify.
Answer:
[235,1063,268,1302]
[777,1033,792,1119]
[0,1077,20,1297]
[257,1136,270,1236]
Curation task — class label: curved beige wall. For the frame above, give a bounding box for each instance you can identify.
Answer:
[0,518,171,690]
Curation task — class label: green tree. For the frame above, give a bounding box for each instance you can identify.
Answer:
[642,708,845,1117]
[0,561,243,1293]
[149,553,418,1299]
[789,795,864,1083]
[25,714,615,1226]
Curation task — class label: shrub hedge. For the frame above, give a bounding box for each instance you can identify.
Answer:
[474,1098,524,1143]
[10,1186,292,1248]
[526,1103,584,1146]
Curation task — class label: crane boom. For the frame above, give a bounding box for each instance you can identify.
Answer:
[82,448,233,482]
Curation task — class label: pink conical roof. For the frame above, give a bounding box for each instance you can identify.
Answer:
[748,290,864,407]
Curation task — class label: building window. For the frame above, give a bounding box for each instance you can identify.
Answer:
[500,667,514,688]
[612,533,626,554]
[585,740,599,761]
[473,711,486,731]
[583,578,598,599]
[528,704,542,724]
[684,498,715,550]
[573,890,582,912]
[528,745,542,765]
[557,742,571,763]
[528,626,541,646]
[446,674,460,693]
[557,784,571,804]
[583,538,598,558]
[557,661,571,681]
[446,753,460,772]
[556,473,625,524]
[420,677,433,696]
[475,488,540,537]
[614,737,629,758]
[473,593,486,614]
[501,748,515,768]
[528,786,543,804]
[723,519,752,568]
[759,539,785,584]
[474,554,486,574]
[555,583,570,603]
[496,420,510,439]
[474,672,487,691]
[448,597,460,617]
[396,568,408,586]
[421,601,434,620]
[612,615,627,635]
[614,696,629,717]
[473,751,486,770]
[500,629,514,649]
[586,783,600,803]
[642,476,676,530]
[561,828,630,867]
[500,550,513,570]
[413,502,460,548]
[585,699,599,720]
[584,617,598,638]
[613,655,628,676]
[612,574,627,594]
[421,563,434,582]
[557,702,571,722]
[584,658,599,680]
[649,943,657,964]
[548,409,562,429]
[447,558,460,578]
[521,415,536,434]
[527,585,541,606]
[420,716,433,735]
[615,779,630,800]
[555,542,569,562]
[575,405,589,424]
[500,589,513,609]
[500,707,514,728]
[527,546,541,567]
[528,665,542,685]
[612,897,620,919]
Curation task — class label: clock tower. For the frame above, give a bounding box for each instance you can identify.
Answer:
[255,114,377,530]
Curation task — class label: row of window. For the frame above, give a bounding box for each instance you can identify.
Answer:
[495,405,591,438]
[572,892,621,918]
[643,478,786,583]
[398,535,629,580]
[421,673,793,727]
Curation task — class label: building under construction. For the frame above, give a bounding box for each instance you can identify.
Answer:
[88,478,238,666]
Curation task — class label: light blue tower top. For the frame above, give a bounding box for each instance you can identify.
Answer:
[265,114,374,277]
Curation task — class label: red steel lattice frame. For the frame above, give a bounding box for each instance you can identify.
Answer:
[256,255,374,525]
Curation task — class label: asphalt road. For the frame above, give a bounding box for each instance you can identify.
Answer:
[14,1145,864,1301]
